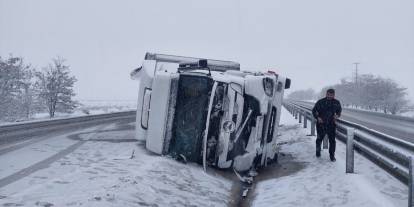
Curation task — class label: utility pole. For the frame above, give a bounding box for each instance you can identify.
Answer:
[353,62,360,86]
[352,62,360,109]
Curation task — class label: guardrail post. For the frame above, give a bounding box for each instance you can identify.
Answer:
[303,116,307,128]
[295,110,298,119]
[409,156,414,207]
[311,119,316,136]
[299,112,302,123]
[346,128,355,173]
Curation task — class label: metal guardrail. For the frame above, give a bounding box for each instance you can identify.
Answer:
[295,99,414,123]
[283,101,414,207]
[0,111,136,144]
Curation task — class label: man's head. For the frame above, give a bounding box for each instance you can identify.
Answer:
[326,88,335,100]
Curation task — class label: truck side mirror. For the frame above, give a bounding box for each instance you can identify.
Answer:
[130,66,142,80]
[285,78,291,89]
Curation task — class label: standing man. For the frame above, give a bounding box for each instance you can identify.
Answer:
[312,89,342,161]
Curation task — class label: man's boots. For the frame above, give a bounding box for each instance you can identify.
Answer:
[330,154,336,162]
[316,151,321,157]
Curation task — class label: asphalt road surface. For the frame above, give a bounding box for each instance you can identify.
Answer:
[296,101,414,143]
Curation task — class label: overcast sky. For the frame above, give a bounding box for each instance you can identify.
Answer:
[1,0,413,101]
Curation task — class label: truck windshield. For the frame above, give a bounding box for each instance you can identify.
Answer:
[169,74,213,162]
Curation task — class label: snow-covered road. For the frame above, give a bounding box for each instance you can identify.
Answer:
[298,101,414,142]
[0,108,408,207]
[0,120,232,207]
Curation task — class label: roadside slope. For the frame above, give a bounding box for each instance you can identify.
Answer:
[252,108,407,207]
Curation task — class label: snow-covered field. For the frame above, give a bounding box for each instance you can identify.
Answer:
[401,110,414,118]
[35,100,138,119]
[252,108,407,207]
[77,100,137,113]
[296,100,414,118]
[346,106,414,118]
[0,100,137,126]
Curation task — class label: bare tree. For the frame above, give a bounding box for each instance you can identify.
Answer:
[0,55,35,121]
[320,73,410,114]
[287,88,317,100]
[381,78,408,114]
[35,57,78,118]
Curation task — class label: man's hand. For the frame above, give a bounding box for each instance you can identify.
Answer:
[317,117,323,123]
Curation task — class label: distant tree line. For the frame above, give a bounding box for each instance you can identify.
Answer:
[0,55,78,122]
[287,88,317,101]
[320,74,409,114]
[287,74,410,115]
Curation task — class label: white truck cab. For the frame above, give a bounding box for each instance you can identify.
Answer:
[131,53,291,172]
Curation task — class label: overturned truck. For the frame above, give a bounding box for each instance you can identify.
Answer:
[131,53,290,172]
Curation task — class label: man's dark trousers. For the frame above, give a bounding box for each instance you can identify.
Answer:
[316,123,336,156]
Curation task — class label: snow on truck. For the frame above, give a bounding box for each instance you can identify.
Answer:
[130,53,291,172]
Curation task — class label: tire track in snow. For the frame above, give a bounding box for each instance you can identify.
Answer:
[0,123,114,188]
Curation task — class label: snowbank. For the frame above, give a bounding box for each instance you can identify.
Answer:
[0,121,232,207]
[252,108,407,207]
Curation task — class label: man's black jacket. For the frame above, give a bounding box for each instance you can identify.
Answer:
[312,98,342,125]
